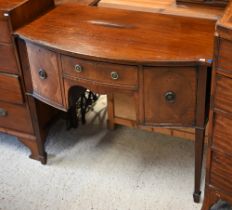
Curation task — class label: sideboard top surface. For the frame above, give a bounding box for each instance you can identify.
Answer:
[0,0,28,11]
[16,4,215,64]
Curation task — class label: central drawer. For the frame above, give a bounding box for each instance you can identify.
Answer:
[0,73,24,104]
[61,55,138,88]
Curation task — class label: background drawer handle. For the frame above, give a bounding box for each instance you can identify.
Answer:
[164,91,176,103]
[0,108,8,117]
[111,72,119,80]
[38,69,48,80]
[74,64,83,73]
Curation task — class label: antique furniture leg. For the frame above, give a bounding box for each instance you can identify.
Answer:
[19,137,46,164]
[107,94,116,130]
[26,96,47,164]
[194,65,209,202]
[194,127,206,202]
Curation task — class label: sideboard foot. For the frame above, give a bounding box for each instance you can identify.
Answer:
[194,127,206,203]
[19,137,47,164]
[193,191,201,203]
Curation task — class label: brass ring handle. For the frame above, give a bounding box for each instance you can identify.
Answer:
[111,72,119,80]
[164,91,176,103]
[38,69,48,80]
[0,108,8,117]
[74,64,83,73]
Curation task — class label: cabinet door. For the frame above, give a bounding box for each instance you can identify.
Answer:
[26,42,63,108]
[143,67,196,126]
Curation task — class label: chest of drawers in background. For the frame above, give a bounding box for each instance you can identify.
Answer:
[202,3,232,209]
[0,0,55,164]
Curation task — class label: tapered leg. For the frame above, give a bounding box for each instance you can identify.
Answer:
[194,127,206,203]
[107,94,116,130]
[26,96,48,164]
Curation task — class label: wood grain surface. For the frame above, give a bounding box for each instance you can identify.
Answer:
[99,0,224,19]
[16,4,215,64]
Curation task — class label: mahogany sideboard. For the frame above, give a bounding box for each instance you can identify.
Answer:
[202,2,232,209]
[0,0,57,164]
[15,3,216,202]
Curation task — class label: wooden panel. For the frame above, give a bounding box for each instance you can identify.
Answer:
[113,93,136,120]
[0,43,18,73]
[9,0,55,30]
[212,113,232,155]
[217,39,232,75]
[26,42,63,107]
[214,74,232,113]
[0,20,11,43]
[99,0,224,20]
[0,73,23,104]
[210,152,232,194]
[0,0,29,11]
[0,101,33,134]
[61,55,138,88]
[15,4,215,64]
[176,0,228,7]
[144,67,196,126]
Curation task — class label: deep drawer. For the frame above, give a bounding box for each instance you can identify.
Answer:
[143,67,196,126]
[61,55,138,88]
[0,101,33,134]
[215,75,232,113]
[217,39,232,75]
[0,20,11,43]
[26,42,63,107]
[212,113,232,155]
[210,152,232,194]
[0,43,18,74]
[0,73,24,104]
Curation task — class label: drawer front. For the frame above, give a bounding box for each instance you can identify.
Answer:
[217,39,232,75]
[0,20,11,43]
[26,42,63,107]
[0,43,18,74]
[144,67,196,126]
[61,55,138,88]
[215,75,232,113]
[0,101,34,134]
[212,113,232,154]
[210,152,232,194]
[0,73,24,104]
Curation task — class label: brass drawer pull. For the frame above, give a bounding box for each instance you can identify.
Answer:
[0,108,8,117]
[38,69,48,80]
[164,91,176,103]
[74,64,83,73]
[111,71,119,80]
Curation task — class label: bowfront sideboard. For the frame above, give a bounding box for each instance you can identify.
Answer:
[15,4,216,202]
[2,0,232,206]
